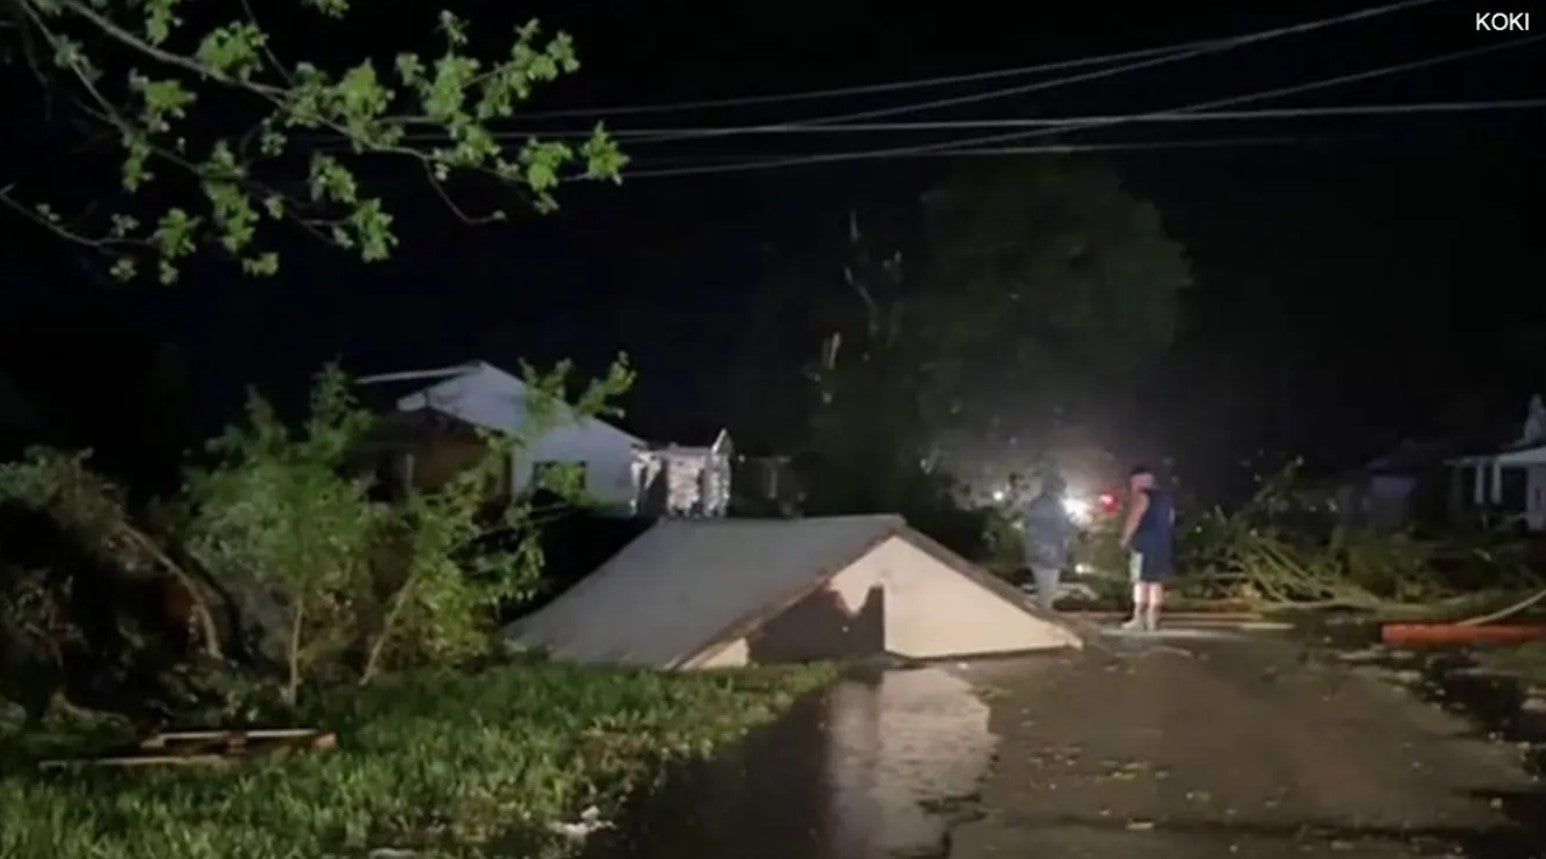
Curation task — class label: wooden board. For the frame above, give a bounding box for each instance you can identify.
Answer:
[40,728,335,771]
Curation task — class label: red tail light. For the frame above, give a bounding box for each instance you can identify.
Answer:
[1098,492,1118,514]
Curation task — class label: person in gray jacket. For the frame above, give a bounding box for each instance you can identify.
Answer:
[1022,473,1078,611]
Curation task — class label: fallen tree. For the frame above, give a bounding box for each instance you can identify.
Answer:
[1072,461,1545,616]
[1176,462,1544,613]
[0,449,224,657]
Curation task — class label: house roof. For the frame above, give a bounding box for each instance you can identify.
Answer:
[1451,442,1546,467]
[505,514,1060,668]
[1362,439,1457,475]
[357,360,643,445]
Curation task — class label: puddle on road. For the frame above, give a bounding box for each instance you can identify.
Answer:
[585,665,996,859]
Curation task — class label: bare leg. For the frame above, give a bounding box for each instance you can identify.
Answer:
[1143,583,1164,630]
[1120,552,1146,629]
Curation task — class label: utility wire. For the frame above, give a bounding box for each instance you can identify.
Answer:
[625,135,1327,166]
[625,0,1441,144]
[624,34,1546,179]
[520,40,1209,120]
[514,0,1437,122]
[470,98,1546,139]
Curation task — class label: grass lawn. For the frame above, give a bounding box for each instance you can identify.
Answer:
[0,661,835,859]
[1472,641,1546,687]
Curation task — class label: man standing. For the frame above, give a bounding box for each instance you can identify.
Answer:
[1022,473,1078,612]
[1119,465,1176,631]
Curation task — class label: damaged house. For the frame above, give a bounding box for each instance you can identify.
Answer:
[506,515,1082,668]
[355,360,731,518]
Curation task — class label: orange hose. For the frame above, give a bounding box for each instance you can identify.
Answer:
[1380,623,1546,646]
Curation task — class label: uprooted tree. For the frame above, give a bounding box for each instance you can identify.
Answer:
[1085,459,1546,611]
[1,0,626,283]
[0,356,633,721]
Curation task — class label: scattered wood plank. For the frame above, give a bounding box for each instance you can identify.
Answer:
[39,727,335,772]
[40,754,233,772]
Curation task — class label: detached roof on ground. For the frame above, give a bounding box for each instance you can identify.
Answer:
[506,515,1081,669]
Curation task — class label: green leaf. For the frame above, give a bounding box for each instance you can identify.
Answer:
[142,0,186,45]
[241,252,279,276]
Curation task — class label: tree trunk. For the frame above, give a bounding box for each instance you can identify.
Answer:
[119,525,223,659]
[284,596,305,706]
[360,577,415,685]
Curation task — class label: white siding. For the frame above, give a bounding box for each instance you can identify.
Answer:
[685,535,1079,667]
[397,362,642,509]
[858,536,1081,658]
[693,637,749,668]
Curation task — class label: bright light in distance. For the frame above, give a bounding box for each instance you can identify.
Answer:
[1062,496,1091,523]
[992,489,1006,502]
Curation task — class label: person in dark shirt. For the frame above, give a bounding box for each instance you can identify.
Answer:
[1022,473,1078,612]
[1118,464,1176,631]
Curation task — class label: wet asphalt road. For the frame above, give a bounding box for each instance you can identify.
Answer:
[953,633,1541,859]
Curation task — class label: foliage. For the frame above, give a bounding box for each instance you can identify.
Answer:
[916,158,1191,464]
[979,505,1027,576]
[0,447,221,654]
[0,661,835,859]
[360,357,635,681]
[1177,460,1544,609]
[183,358,633,703]
[1069,511,1133,600]
[1,0,627,283]
[1472,642,1546,686]
[795,160,1189,530]
[183,366,379,701]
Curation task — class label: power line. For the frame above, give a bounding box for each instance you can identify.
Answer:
[625,135,1329,166]
[623,34,1546,179]
[471,98,1546,139]
[515,0,1437,122]
[520,43,1205,121]
[624,0,1441,144]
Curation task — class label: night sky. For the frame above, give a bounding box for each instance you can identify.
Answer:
[1,0,1541,502]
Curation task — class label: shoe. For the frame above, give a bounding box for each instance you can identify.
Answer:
[1143,612,1159,632]
[1119,616,1145,631]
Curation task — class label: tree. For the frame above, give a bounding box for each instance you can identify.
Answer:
[184,358,633,704]
[801,209,952,514]
[0,0,625,283]
[799,157,1190,511]
[915,158,1189,471]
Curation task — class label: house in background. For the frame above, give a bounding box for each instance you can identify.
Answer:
[1447,395,1546,532]
[356,360,733,518]
[1338,439,1456,531]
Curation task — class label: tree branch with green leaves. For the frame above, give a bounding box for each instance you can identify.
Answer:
[1,0,626,284]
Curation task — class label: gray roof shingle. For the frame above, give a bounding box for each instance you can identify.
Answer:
[507,515,909,667]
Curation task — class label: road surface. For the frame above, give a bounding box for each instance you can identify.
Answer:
[953,632,1540,858]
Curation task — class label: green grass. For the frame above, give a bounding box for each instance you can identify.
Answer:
[0,662,836,859]
[1472,642,1546,686]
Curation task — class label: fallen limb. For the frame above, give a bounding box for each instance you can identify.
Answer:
[1456,587,1546,627]
[117,523,223,658]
